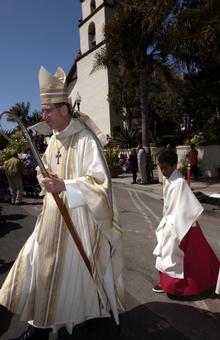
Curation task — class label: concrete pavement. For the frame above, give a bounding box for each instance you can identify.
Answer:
[0,173,220,339]
[0,198,190,340]
[112,172,220,211]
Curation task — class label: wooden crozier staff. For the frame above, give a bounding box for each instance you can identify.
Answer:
[0,111,119,326]
[1,111,91,272]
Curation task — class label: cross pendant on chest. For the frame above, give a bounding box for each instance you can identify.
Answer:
[56,150,61,164]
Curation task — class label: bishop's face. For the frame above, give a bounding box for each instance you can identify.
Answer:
[42,104,71,131]
[159,162,176,179]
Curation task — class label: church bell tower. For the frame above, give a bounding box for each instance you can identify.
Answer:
[67,0,120,136]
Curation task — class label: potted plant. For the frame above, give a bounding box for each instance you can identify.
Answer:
[104,147,121,178]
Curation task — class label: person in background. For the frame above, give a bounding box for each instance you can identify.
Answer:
[137,144,147,184]
[23,148,40,198]
[118,153,127,172]
[34,134,47,153]
[187,143,198,180]
[152,149,219,296]
[0,66,124,340]
[3,151,24,205]
[24,148,37,168]
[128,148,138,184]
[146,146,153,183]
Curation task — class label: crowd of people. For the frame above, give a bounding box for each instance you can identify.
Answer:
[0,65,219,340]
[0,130,200,207]
[118,143,154,185]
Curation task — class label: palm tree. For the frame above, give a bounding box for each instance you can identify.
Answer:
[9,102,31,126]
[166,0,220,71]
[8,102,42,128]
[27,110,42,126]
[164,0,220,134]
[112,127,139,150]
[96,0,179,145]
[95,0,179,182]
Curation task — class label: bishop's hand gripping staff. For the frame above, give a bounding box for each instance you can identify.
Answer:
[0,110,119,326]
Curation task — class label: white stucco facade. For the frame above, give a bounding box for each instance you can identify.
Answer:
[80,6,106,53]
[81,0,105,19]
[68,0,119,136]
[76,52,111,135]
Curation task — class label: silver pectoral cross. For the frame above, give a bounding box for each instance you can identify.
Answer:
[56,150,61,164]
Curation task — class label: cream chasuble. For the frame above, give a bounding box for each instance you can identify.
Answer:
[0,119,124,333]
[153,169,204,278]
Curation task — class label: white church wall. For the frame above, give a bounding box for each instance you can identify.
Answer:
[94,9,106,43]
[81,0,91,19]
[80,7,105,54]
[96,0,105,7]
[69,51,111,136]
[69,0,119,136]
[193,145,220,177]
[81,0,105,21]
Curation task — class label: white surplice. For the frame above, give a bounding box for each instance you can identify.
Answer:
[0,119,124,333]
[215,267,220,294]
[153,169,204,278]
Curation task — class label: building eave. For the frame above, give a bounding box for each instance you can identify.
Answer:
[66,60,77,85]
[66,40,105,85]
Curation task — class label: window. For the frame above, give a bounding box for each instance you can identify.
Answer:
[90,0,96,14]
[88,22,96,49]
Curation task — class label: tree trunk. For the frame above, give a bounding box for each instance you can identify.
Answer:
[139,66,150,148]
[139,60,152,183]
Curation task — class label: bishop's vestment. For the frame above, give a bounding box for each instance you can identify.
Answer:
[0,119,124,333]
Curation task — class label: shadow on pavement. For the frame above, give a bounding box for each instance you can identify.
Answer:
[55,304,189,340]
[0,220,23,238]
[0,305,13,338]
[2,301,220,339]
[194,191,220,207]
[0,259,14,274]
[1,213,27,221]
[167,287,220,302]
[147,301,220,340]
[18,200,43,206]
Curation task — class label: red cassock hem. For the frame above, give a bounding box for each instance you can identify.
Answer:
[160,223,220,296]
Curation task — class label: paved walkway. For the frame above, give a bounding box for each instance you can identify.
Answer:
[112,172,220,210]
[0,173,219,339]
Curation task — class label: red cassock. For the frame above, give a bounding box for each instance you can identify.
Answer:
[160,222,220,296]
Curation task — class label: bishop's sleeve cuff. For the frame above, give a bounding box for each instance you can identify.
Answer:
[64,179,86,209]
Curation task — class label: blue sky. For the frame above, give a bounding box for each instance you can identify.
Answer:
[0,0,81,128]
